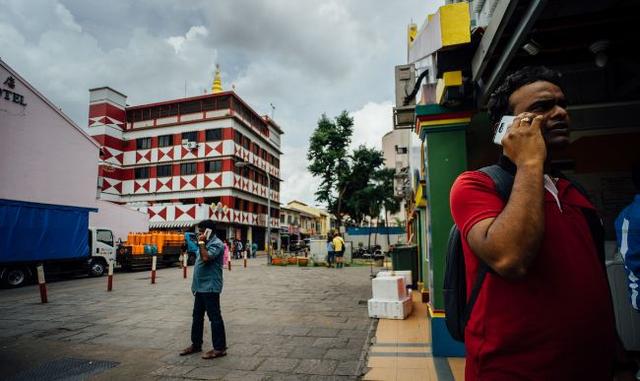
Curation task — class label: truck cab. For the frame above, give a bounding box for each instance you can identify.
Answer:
[87,227,116,276]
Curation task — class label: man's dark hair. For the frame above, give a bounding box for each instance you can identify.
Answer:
[487,66,564,127]
[197,219,216,231]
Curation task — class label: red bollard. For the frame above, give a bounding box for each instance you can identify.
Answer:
[37,264,48,303]
[243,251,247,268]
[107,260,114,291]
[183,253,188,279]
[228,259,231,271]
[151,255,157,284]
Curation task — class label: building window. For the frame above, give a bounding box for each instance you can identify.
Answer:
[280,215,285,223]
[135,167,149,179]
[158,135,172,148]
[157,164,172,177]
[203,196,220,205]
[206,128,222,141]
[180,162,196,175]
[206,160,222,173]
[182,131,197,143]
[242,136,250,149]
[136,138,151,150]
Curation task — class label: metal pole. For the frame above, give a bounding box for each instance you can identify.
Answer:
[266,171,271,265]
[37,263,48,303]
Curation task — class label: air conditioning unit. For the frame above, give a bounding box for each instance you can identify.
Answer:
[186,141,198,149]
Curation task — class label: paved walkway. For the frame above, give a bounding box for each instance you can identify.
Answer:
[362,292,464,381]
[0,258,374,380]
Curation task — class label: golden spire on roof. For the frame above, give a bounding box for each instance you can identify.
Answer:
[212,64,223,93]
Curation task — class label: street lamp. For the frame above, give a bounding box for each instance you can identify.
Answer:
[235,160,272,265]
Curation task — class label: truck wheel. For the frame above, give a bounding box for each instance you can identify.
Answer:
[2,266,30,288]
[187,253,196,266]
[89,259,106,277]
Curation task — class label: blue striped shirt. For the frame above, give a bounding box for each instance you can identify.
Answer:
[615,194,640,311]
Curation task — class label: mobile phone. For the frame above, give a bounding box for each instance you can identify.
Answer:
[204,228,212,240]
[493,115,516,146]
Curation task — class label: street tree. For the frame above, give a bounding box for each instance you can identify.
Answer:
[307,111,353,223]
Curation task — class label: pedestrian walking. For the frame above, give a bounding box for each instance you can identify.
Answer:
[180,219,227,359]
[332,232,345,269]
[449,66,634,379]
[326,236,335,268]
[222,239,230,269]
[235,240,243,260]
[251,241,258,258]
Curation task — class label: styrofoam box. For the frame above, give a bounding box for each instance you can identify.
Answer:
[376,270,412,288]
[368,296,413,320]
[372,276,406,301]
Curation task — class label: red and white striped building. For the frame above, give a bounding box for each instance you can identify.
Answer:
[86,78,282,245]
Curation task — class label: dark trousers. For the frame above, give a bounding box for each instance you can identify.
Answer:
[191,292,226,350]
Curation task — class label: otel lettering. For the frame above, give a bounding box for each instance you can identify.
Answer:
[2,76,27,106]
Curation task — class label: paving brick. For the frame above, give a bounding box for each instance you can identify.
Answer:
[186,365,232,380]
[256,357,299,373]
[324,348,361,361]
[312,337,349,349]
[294,359,338,376]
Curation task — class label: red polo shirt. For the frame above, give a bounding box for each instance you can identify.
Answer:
[450,170,616,381]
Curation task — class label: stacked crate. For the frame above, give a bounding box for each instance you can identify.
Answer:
[368,274,413,320]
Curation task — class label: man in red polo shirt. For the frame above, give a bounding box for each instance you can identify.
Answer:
[450,66,635,380]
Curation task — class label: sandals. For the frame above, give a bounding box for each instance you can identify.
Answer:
[201,349,227,359]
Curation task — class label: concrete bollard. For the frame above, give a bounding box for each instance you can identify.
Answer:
[37,264,47,303]
[183,253,188,279]
[151,255,157,284]
[107,260,114,291]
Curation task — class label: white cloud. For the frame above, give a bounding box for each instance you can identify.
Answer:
[167,25,208,54]
[55,3,82,33]
[0,0,444,208]
[351,101,394,151]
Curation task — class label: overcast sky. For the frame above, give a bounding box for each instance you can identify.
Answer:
[0,0,441,207]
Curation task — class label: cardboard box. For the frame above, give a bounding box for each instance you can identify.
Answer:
[371,276,406,301]
[368,296,413,320]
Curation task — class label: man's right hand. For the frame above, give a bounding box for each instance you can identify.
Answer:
[502,113,546,169]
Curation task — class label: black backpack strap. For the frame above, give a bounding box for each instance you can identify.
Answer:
[554,172,606,266]
[463,264,490,324]
[478,165,515,201]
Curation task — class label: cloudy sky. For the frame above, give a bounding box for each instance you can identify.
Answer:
[0,0,441,207]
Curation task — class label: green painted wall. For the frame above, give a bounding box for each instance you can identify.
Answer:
[424,130,467,310]
[415,209,424,285]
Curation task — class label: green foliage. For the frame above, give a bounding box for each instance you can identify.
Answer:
[307,111,399,226]
[307,111,353,222]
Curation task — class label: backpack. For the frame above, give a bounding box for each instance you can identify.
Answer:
[443,164,605,342]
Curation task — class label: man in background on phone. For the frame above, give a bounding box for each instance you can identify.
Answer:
[449,66,635,379]
[180,219,227,359]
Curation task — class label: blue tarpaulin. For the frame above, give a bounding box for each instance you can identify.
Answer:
[0,199,94,263]
[346,226,405,236]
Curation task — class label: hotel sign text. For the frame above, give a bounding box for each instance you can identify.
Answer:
[2,76,27,106]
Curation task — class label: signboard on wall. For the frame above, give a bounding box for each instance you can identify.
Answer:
[2,76,27,106]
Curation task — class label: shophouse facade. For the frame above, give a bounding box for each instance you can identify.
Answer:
[398,0,640,357]
[86,71,283,246]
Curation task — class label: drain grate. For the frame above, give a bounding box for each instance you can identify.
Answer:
[358,300,368,305]
[8,357,119,381]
